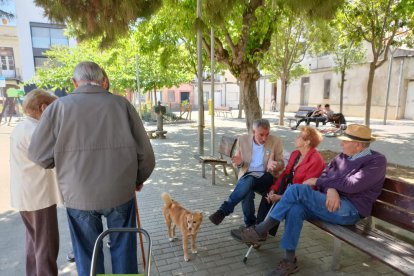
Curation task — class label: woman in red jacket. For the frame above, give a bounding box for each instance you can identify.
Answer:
[268,126,325,202]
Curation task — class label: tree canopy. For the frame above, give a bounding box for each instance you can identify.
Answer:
[34,0,162,47]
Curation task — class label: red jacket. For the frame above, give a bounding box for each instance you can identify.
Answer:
[270,148,325,192]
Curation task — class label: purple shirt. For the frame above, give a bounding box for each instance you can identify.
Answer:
[316,150,387,217]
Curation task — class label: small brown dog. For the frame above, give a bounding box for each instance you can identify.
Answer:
[161,192,203,261]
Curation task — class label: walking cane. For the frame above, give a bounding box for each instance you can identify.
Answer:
[243,202,277,263]
[135,193,146,271]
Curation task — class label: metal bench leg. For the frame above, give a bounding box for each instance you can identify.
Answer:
[211,165,216,185]
[332,237,341,271]
[202,162,206,178]
[223,164,228,176]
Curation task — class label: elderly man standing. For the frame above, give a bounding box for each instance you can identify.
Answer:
[234,124,386,276]
[28,61,155,275]
[209,119,284,228]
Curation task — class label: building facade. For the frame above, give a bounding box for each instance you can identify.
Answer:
[1,0,74,93]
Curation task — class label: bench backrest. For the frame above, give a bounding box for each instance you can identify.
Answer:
[372,178,414,232]
[218,135,237,158]
[295,106,316,118]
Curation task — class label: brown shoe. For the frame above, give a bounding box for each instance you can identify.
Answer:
[231,226,267,242]
[267,258,299,276]
[232,226,267,245]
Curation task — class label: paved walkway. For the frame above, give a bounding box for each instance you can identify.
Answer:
[1,112,412,275]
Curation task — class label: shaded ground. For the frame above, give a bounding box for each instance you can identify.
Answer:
[319,150,414,184]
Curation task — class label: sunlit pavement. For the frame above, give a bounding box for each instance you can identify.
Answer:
[1,112,410,275]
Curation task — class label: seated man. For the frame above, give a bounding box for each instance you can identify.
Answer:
[291,104,322,130]
[209,119,284,227]
[234,124,386,275]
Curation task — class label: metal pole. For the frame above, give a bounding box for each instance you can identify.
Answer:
[197,0,204,155]
[383,49,395,125]
[262,77,266,115]
[210,27,215,156]
[135,55,142,117]
[396,58,405,119]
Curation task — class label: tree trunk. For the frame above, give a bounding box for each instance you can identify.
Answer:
[278,75,288,126]
[238,82,243,119]
[153,87,158,106]
[339,69,345,114]
[239,71,261,131]
[365,62,376,127]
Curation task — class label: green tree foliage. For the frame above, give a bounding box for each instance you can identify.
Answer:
[261,8,320,126]
[342,0,413,126]
[186,0,343,130]
[34,0,344,130]
[34,0,162,47]
[29,39,136,94]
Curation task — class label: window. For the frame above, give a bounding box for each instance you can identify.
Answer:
[34,57,48,69]
[31,26,68,48]
[323,79,331,99]
[0,47,15,71]
[204,91,209,102]
[168,90,175,102]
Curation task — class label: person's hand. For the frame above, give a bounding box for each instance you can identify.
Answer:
[326,188,340,212]
[136,183,144,192]
[266,190,281,203]
[231,149,243,167]
[303,178,318,186]
[266,160,278,173]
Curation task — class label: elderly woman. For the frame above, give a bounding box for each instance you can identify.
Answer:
[268,126,325,201]
[10,89,62,276]
[231,126,325,239]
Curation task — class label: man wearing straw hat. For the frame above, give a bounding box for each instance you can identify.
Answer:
[233,124,386,276]
[28,61,155,276]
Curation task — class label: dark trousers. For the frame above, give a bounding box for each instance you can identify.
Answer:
[20,205,59,276]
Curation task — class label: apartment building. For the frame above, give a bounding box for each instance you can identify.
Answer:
[0,0,74,94]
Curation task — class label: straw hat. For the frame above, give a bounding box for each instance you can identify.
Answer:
[338,124,376,142]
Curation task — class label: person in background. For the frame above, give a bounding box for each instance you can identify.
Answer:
[291,104,322,130]
[10,89,63,276]
[209,119,284,229]
[233,124,386,276]
[28,61,155,275]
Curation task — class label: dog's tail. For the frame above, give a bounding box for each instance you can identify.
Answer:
[161,192,173,207]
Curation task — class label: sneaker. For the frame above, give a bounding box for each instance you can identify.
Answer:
[267,258,299,276]
[209,210,226,225]
[66,251,75,263]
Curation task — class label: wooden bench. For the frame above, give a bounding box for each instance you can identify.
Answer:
[286,106,316,127]
[309,178,414,275]
[215,106,233,118]
[199,135,238,185]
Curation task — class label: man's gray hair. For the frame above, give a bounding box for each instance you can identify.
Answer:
[72,61,105,83]
[252,119,270,130]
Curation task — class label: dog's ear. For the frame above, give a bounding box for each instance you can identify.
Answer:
[194,211,203,219]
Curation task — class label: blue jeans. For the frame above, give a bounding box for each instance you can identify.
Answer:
[219,172,273,226]
[269,185,360,250]
[66,198,138,276]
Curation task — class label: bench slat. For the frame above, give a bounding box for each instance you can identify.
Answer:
[372,202,414,232]
[383,178,414,196]
[377,190,414,211]
[309,220,414,275]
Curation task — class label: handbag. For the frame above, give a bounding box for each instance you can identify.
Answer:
[276,153,301,195]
